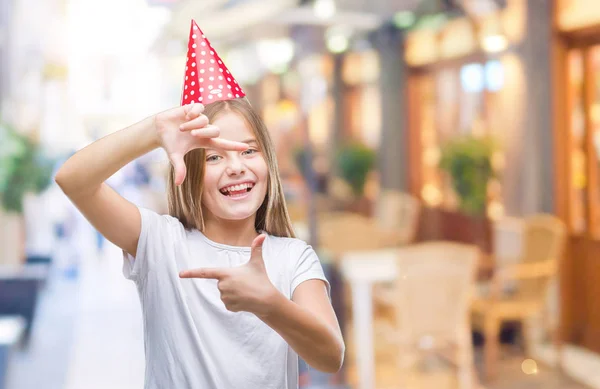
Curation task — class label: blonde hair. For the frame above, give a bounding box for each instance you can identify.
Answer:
[167,98,295,238]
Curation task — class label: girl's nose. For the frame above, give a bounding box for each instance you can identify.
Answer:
[226,156,246,175]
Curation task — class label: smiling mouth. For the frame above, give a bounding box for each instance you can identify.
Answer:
[219,182,255,197]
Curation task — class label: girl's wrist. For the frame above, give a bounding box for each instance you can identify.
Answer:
[147,114,162,149]
[255,289,285,320]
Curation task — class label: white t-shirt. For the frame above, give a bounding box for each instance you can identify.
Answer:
[122,207,330,389]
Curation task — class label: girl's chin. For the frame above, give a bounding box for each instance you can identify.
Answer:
[218,211,257,221]
[214,203,261,221]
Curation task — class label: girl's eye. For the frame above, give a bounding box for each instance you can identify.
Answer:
[206,155,221,162]
[242,148,258,156]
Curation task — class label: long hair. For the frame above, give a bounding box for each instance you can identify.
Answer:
[167,98,295,238]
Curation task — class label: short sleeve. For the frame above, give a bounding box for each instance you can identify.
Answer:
[122,206,181,283]
[290,243,331,300]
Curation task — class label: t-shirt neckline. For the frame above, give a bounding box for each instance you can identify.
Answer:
[197,230,266,252]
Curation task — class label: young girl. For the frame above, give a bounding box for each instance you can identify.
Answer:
[55,96,344,387]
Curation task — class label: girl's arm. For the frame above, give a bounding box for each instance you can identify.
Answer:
[261,280,345,373]
[55,103,247,257]
[55,115,159,256]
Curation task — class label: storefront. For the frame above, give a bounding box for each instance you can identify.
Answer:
[404,0,527,252]
[554,0,600,355]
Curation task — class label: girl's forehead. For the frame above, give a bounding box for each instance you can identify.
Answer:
[213,112,254,140]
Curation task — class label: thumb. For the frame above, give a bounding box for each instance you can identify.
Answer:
[182,102,194,118]
[249,234,267,265]
[170,152,187,186]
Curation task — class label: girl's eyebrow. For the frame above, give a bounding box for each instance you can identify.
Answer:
[242,139,258,145]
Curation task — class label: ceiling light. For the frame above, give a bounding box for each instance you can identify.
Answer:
[482,34,508,53]
[325,25,351,54]
[313,0,336,20]
[327,34,349,53]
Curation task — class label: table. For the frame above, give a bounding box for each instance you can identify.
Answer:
[339,249,399,389]
[339,246,494,389]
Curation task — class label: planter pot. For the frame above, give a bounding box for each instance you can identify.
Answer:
[345,196,373,217]
[416,206,492,254]
[0,210,25,267]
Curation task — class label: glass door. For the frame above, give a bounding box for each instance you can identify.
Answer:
[587,46,600,238]
[567,45,600,238]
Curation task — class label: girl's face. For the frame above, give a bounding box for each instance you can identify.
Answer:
[201,111,269,223]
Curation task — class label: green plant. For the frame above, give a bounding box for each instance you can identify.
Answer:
[0,121,55,213]
[439,135,497,216]
[335,143,376,197]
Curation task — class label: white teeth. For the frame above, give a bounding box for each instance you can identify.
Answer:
[221,183,254,194]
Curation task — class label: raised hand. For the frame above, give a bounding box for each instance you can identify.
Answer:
[154,103,249,186]
[179,234,280,317]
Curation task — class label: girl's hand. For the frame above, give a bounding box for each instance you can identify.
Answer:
[154,103,248,186]
[179,234,280,317]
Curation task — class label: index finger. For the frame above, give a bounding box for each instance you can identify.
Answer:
[179,268,227,280]
[208,138,250,151]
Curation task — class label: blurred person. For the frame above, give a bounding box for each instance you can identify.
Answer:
[53,20,344,389]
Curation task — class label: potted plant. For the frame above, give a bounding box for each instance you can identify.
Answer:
[334,143,376,214]
[439,134,497,216]
[0,121,55,266]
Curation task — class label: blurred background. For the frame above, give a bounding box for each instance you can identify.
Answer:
[0,0,599,388]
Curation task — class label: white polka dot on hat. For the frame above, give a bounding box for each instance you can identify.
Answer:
[180,20,246,106]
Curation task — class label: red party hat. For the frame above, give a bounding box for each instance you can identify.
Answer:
[181,20,246,106]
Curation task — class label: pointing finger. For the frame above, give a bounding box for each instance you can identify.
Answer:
[208,138,249,151]
[179,268,227,280]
